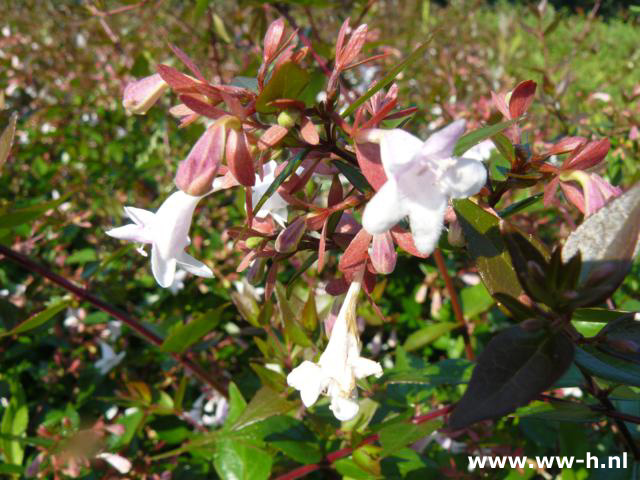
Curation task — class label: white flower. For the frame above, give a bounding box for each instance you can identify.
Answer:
[463,139,495,162]
[287,279,382,421]
[360,120,487,255]
[186,392,229,427]
[106,190,213,288]
[95,453,132,474]
[95,341,125,375]
[252,160,289,226]
[168,269,188,295]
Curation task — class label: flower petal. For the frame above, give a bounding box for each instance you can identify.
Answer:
[105,224,152,244]
[287,361,324,407]
[177,251,214,278]
[421,119,466,159]
[440,157,487,199]
[151,244,177,288]
[123,206,155,226]
[407,195,447,255]
[153,191,201,260]
[378,129,424,175]
[352,357,383,379]
[329,395,360,421]
[362,179,407,234]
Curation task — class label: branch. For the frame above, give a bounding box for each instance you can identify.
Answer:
[433,249,474,361]
[274,405,452,480]
[0,243,228,398]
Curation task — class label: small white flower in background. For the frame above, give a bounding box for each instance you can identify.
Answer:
[287,278,382,421]
[95,453,132,474]
[186,392,229,427]
[252,160,290,226]
[360,120,487,255]
[106,190,213,288]
[168,269,188,295]
[95,341,125,375]
[462,139,495,162]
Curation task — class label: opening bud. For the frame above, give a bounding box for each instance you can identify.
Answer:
[370,232,397,274]
[123,73,169,115]
[275,216,307,253]
[175,122,225,196]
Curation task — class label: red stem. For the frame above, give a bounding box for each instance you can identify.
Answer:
[0,243,228,397]
[275,405,452,480]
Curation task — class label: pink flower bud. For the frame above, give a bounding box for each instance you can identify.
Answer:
[275,216,307,253]
[122,73,168,115]
[175,123,225,196]
[370,232,396,274]
[225,127,255,186]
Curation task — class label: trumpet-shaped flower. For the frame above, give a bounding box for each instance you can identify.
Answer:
[106,190,213,288]
[360,120,486,255]
[287,279,382,421]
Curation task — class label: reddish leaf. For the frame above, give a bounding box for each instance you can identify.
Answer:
[508,80,537,119]
[265,262,278,300]
[355,142,387,191]
[258,125,289,151]
[564,138,610,171]
[326,276,349,296]
[390,227,429,258]
[328,175,343,207]
[157,64,201,93]
[300,116,319,145]
[179,95,227,119]
[339,228,372,281]
[548,136,586,156]
[491,91,511,119]
[543,177,560,207]
[363,268,376,294]
[263,18,285,62]
[168,43,206,83]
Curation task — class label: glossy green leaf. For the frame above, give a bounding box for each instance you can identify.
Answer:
[231,386,296,431]
[453,198,522,297]
[379,419,442,456]
[575,346,640,387]
[213,438,272,480]
[226,382,247,427]
[449,326,575,429]
[403,322,457,352]
[332,159,372,193]
[460,283,494,318]
[262,416,322,464]
[1,298,71,338]
[453,119,517,156]
[491,132,515,165]
[253,148,310,214]
[255,61,309,114]
[161,305,227,353]
[1,379,28,466]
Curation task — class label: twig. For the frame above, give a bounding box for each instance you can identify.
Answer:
[274,405,452,480]
[0,244,228,398]
[433,249,474,361]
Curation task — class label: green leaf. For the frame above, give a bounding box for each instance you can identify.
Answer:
[381,358,472,385]
[263,416,322,464]
[572,308,632,323]
[491,132,515,165]
[332,159,372,193]
[213,438,272,480]
[65,248,97,265]
[1,379,28,465]
[285,253,318,298]
[253,148,310,214]
[517,400,601,422]
[231,386,296,431]
[378,419,442,456]
[107,408,144,450]
[575,346,640,387]
[599,315,640,361]
[226,382,247,427]
[342,37,435,118]
[333,457,373,480]
[255,61,309,114]
[212,13,231,43]
[453,199,522,297]
[459,283,494,318]
[403,322,457,352]
[301,289,318,331]
[449,326,575,429]
[275,283,312,347]
[453,119,517,156]
[0,298,71,338]
[498,193,543,218]
[161,305,227,353]
[0,190,74,229]
[0,112,17,170]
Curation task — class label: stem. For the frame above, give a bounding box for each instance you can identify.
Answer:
[433,249,474,361]
[579,366,640,460]
[0,244,228,397]
[274,405,452,480]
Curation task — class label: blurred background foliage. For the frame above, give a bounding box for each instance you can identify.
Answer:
[1,0,639,478]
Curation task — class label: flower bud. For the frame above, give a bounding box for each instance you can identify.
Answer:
[122,73,168,115]
[275,216,306,253]
[225,126,255,186]
[277,110,299,128]
[175,123,225,196]
[370,232,396,274]
[447,220,465,247]
[246,257,266,285]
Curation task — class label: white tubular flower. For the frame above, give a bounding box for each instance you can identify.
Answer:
[106,190,213,288]
[94,341,125,375]
[252,160,289,226]
[287,279,382,421]
[360,120,486,255]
